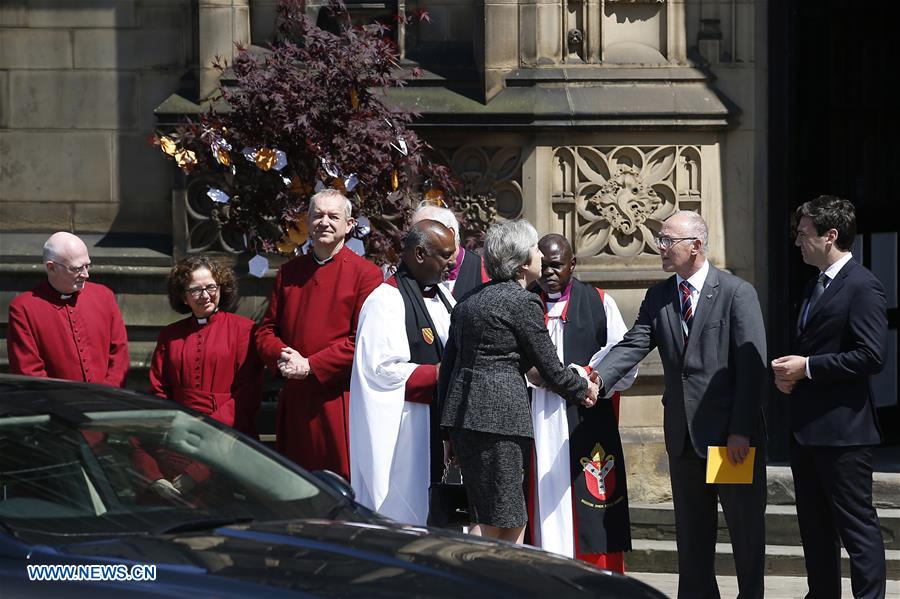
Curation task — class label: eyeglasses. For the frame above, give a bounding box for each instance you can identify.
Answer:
[654,235,698,250]
[55,262,91,274]
[186,284,219,298]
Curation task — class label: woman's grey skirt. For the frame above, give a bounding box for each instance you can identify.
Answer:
[448,428,532,529]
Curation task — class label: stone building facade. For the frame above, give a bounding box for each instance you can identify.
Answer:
[2,1,863,503]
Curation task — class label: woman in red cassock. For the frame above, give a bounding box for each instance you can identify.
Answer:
[138,256,263,499]
[149,255,263,434]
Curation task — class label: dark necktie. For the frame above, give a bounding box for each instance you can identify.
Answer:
[679,281,694,340]
[802,273,828,328]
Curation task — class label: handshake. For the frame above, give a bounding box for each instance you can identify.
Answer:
[526,367,602,408]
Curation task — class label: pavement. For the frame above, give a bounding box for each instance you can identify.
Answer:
[630,573,900,598]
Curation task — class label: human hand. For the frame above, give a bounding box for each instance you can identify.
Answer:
[771,355,806,382]
[582,378,599,408]
[774,377,796,395]
[589,371,604,395]
[526,367,545,388]
[149,478,182,500]
[278,347,310,380]
[726,434,751,466]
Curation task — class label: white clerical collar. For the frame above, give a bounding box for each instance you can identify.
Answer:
[60,293,73,300]
[547,291,562,301]
[196,317,208,325]
[822,252,852,281]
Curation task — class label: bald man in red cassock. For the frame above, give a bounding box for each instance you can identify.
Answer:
[256,189,383,480]
[7,232,129,387]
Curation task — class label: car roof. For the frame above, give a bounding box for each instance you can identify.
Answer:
[0,373,170,418]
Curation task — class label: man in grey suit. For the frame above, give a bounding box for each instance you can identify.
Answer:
[594,211,767,599]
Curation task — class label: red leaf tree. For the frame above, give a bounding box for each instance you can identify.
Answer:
[154,0,458,265]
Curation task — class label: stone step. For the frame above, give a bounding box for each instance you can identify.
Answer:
[630,573,900,599]
[630,502,900,550]
[627,539,900,579]
[767,465,900,509]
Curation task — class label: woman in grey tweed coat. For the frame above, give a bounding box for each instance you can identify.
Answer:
[438,219,599,544]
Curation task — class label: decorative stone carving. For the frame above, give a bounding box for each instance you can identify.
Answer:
[551,145,703,258]
[439,146,524,221]
[183,176,252,254]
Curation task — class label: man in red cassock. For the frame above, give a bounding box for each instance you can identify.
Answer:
[255,189,383,480]
[7,232,129,387]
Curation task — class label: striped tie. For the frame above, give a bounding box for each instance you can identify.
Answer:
[680,281,694,340]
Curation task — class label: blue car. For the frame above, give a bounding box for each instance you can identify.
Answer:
[0,375,664,598]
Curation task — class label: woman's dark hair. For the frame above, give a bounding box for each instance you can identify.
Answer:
[166,255,238,314]
[795,195,857,251]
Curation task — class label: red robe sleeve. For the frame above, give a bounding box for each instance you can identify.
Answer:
[255,267,289,373]
[232,323,264,438]
[6,298,49,378]
[103,294,130,387]
[404,364,438,404]
[148,329,171,399]
[307,262,383,388]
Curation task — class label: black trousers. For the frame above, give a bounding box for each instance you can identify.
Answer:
[791,441,886,599]
[668,445,767,599]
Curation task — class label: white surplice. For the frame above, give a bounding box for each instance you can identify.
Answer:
[531,292,637,557]
[349,283,454,526]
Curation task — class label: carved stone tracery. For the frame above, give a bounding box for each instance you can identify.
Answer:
[551,145,703,258]
[437,146,524,223]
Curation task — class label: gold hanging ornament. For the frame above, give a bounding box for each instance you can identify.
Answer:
[391,170,399,191]
[350,88,360,110]
[158,136,177,156]
[424,187,446,207]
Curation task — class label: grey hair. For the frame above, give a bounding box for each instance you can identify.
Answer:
[668,210,709,254]
[308,188,353,219]
[42,239,60,263]
[484,219,539,281]
[412,202,460,245]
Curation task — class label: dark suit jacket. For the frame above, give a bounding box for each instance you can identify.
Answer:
[439,280,587,438]
[594,265,767,456]
[790,259,886,446]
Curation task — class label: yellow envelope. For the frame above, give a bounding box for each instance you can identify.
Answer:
[706,446,756,484]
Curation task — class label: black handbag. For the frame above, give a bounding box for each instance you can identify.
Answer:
[427,465,469,529]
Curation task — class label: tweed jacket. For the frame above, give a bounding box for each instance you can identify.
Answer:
[439,280,588,438]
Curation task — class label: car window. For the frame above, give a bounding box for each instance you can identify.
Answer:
[0,409,346,542]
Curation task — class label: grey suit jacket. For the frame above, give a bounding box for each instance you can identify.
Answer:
[594,265,767,456]
[439,280,587,438]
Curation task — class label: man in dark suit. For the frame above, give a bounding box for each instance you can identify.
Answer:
[593,210,768,599]
[772,195,887,599]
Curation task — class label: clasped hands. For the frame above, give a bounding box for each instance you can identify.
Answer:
[771,355,807,395]
[526,367,600,408]
[278,346,311,380]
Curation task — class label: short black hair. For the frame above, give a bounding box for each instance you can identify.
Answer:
[796,195,857,251]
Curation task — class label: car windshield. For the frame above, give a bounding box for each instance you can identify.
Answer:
[0,407,349,544]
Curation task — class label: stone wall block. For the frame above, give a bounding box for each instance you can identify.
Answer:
[74,29,186,70]
[0,71,7,129]
[138,2,193,29]
[0,0,27,26]
[9,71,138,129]
[0,201,73,232]
[28,0,137,28]
[113,133,173,207]
[445,4,475,43]
[484,3,518,68]
[74,200,171,234]
[138,73,184,129]
[0,29,73,69]
[0,130,112,201]
[249,0,278,46]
